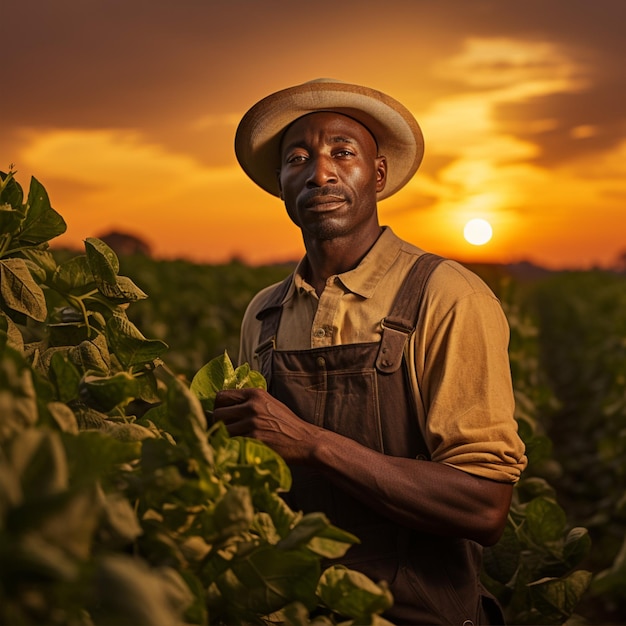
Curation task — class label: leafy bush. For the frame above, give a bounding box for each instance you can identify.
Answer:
[115,255,293,381]
[532,271,626,622]
[0,169,394,625]
[481,281,592,624]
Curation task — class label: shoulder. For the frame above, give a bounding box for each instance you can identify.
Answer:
[391,234,499,303]
[407,255,508,333]
[430,258,498,300]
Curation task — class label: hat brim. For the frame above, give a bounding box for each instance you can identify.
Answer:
[234,80,424,200]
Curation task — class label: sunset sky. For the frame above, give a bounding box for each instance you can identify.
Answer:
[3,0,625,269]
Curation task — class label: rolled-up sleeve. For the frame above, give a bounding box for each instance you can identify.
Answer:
[410,264,527,483]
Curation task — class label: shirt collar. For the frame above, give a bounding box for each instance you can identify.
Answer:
[292,226,403,299]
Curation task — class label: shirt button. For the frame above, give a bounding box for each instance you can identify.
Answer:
[314,327,326,338]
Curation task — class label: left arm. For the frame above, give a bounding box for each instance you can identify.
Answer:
[214,388,512,546]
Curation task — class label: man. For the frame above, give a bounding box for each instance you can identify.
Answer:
[214,79,527,625]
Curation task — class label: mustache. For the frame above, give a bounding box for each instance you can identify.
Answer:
[300,186,346,206]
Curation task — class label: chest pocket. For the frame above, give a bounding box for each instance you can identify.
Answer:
[271,343,385,452]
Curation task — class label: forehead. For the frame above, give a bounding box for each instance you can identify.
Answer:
[281,111,378,151]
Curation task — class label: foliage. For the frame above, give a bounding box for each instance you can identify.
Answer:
[0,170,395,625]
[114,254,293,381]
[478,280,592,625]
[531,271,626,622]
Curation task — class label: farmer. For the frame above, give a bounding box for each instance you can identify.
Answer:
[213,79,527,625]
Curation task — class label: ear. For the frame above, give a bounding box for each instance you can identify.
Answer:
[276,169,284,200]
[375,156,387,193]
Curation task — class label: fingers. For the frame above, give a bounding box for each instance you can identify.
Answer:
[214,387,258,409]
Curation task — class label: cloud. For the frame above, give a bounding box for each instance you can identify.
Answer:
[19,128,240,200]
[434,37,589,93]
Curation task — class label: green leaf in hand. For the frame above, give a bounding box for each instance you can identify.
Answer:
[191,351,266,413]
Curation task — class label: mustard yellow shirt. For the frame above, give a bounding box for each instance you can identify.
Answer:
[239,227,527,483]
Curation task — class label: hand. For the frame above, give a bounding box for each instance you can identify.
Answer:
[213,388,321,464]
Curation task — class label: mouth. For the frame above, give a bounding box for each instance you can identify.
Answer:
[303,195,346,212]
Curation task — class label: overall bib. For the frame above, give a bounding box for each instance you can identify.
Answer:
[255,254,501,625]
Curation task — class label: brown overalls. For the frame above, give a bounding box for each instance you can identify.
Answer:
[254,254,503,625]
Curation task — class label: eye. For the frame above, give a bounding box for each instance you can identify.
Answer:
[287,154,306,164]
[286,153,308,164]
[334,149,355,158]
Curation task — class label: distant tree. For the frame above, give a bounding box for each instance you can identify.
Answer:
[614,249,626,273]
[98,230,152,256]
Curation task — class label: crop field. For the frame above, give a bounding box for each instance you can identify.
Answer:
[1,171,625,625]
[121,255,626,625]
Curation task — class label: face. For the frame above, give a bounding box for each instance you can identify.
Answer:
[277,112,387,242]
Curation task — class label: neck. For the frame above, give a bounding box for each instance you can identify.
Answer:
[303,226,383,296]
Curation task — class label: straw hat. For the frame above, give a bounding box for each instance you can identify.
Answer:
[234,79,424,200]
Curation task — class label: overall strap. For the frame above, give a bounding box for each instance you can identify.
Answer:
[254,274,293,382]
[376,253,445,373]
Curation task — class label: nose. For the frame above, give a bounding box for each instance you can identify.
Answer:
[306,155,338,188]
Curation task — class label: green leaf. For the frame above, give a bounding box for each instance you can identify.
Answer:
[68,333,111,375]
[51,255,94,292]
[82,371,139,411]
[8,429,69,499]
[84,237,148,301]
[101,421,157,441]
[217,544,320,617]
[191,352,237,412]
[0,257,47,321]
[562,527,591,570]
[49,350,82,402]
[106,314,167,368]
[278,512,335,551]
[191,352,266,413]
[253,488,298,539]
[34,485,102,561]
[63,430,141,487]
[19,176,66,244]
[46,401,79,434]
[307,526,360,560]
[0,203,24,237]
[0,310,25,351]
[515,477,557,503]
[85,237,119,282]
[483,521,521,585]
[90,555,191,625]
[21,247,58,279]
[523,497,567,545]
[527,570,592,623]
[101,492,143,546]
[113,274,149,301]
[0,170,24,208]
[0,350,39,443]
[233,361,267,391]
[213,485,254,540]
[317,565,394,620]
[159,375,214,466]
[279,512,358,560]
[235,436,292,491]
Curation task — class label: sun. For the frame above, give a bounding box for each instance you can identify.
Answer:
[464,218,493,246]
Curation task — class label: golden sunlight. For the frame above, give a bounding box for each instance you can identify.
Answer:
[463,218,493,246]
